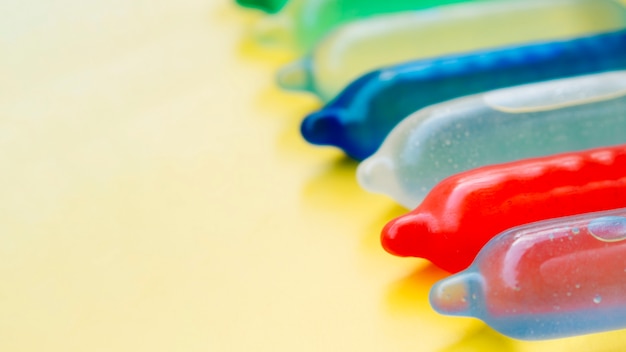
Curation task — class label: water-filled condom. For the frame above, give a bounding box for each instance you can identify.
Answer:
[357,71,626,208]
[279,0,626,101]
[430,208,626,340]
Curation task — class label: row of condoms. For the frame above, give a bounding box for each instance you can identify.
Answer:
[236,0,626,341]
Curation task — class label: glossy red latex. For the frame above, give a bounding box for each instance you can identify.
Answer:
[383,144,626,273]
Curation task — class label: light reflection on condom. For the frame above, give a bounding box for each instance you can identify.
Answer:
[588,216,626,242]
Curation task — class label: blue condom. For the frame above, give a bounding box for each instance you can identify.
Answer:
[301,29,626,160]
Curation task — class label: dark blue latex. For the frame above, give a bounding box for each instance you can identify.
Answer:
[301,29,626,160]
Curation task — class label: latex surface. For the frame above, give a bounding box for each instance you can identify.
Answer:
[430,208,626,340]
[357,71,626,207]
[278,0,626,101]
[382,144,626,273]
[305,30,626,161]
[236,0,287,13]
[255,0,478,53]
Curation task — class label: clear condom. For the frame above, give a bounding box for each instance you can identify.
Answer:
[430,208,626,340]
[357,71,626,208]
[277,0,626,100]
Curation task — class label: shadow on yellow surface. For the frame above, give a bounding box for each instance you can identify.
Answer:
[386,263,450,316]
[442,326,520,352]
[301,156,361,207]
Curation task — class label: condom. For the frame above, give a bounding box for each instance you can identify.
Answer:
[278,0,626,100]
[431,208,626,340]
[357,70,626,208]
[301,29,626,161]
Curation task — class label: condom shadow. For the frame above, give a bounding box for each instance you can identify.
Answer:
[360,202,409,253]
[441,326,520,352]
[386,264,519,351]
[300,155,364,209]
[385,263,450,316]
[236,21,296,64]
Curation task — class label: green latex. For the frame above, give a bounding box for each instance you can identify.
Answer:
[236,0,287,13]
[276,0,626,101]
[254,0,479,53]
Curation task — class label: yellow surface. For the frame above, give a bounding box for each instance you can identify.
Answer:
[2,1,626,351]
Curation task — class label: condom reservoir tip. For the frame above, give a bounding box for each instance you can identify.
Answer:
[356,156,397,195]
[276,59,313,91]
[300,108,346,146]
[430,272,482,316]
[302,104,382,161]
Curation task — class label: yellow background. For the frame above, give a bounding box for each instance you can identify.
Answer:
[2,0,626,350]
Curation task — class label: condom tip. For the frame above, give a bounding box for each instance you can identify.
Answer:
[301,109,345,146]
[277,60,313,92]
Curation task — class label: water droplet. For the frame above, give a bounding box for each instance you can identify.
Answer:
[572,227,580,235]
[566,292,572,297]
[461,297,467,303]
[575,284,581,289]
[472,294,477,300]
[553,305,560,310]
[549,233,554,241]
[594,295,602,304]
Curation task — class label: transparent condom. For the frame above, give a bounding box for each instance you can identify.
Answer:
[357,71,626,208]
[277,0,626,101]
[430,209,626,340]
